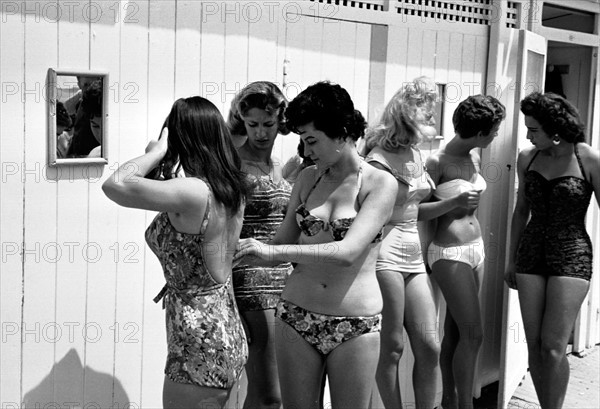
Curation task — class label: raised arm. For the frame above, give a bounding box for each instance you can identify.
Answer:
[102,128,207,214]
[505,149,533,289]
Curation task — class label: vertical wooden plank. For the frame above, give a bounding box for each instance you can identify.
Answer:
[405,27,423,82]
[444,32,464,140]
[473,30,501,389]
[247,7,278,83]
[337,21,357,100]
[460,34,477,96]
[199,1,225,112]
[52,0,91,405]
[364,23,383,124]
[299,15,321,88]
[434,30,451,85]
[320,18,340,83]
[0,3,25,405]
[282,12,305,99]
[272,12,294,165]
[175,0,202,99]
[473,35,487,94]
[421,29,437,79]
[140,1,176,407]
[113,1,149,407]
[384,25,408,103]
[278,15,305,166]
[223,4,248,120]
[20,0,59,406]
[84,1,121,407]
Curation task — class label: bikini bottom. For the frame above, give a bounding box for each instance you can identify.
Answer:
[427,238,485,270]
[275,299,381,356]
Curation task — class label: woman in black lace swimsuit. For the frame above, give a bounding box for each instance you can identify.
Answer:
[506,92,600,409]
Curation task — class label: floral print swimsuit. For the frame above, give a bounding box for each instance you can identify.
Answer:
[295,164,384,242]
[275,300,381,355]
[145,193,248,389]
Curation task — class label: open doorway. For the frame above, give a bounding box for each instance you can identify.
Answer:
[545,41,595,142]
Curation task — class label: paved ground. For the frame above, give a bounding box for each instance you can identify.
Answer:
[507,345,599,409]
[470,345,599,409]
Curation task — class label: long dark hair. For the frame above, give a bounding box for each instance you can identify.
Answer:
[149,97,249,212]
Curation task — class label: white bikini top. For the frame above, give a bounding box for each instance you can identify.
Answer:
[433,173,487,200]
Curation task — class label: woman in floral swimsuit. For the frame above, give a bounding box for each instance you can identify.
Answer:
[103,97,250,408]
[236,82,398,408]
[506,92,600,409]
[228,81,294,408]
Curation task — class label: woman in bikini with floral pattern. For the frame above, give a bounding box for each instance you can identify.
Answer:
[236,81,397,408]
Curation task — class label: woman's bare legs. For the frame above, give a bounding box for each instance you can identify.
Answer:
[275,318,325,409]
[431,260,483,409]
[375,269,406,409]
[242,309,281,409]
[404,273,441,409]
[439,310,459,409]
[516,274,590,409]
[163,377,231,409]
[328,332,381,408]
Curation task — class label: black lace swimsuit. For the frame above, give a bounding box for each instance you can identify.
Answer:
[516,144,594,280]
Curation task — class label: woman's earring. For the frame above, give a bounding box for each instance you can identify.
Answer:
[552,137,561,146]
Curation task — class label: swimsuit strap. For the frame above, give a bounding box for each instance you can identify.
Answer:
[199,186,212,235]
[573,143,589,183]
[526,150,541,172]
[366,155,411,186]
[355,161,367,208]
[303,161,364,207]
[302,168,329,205]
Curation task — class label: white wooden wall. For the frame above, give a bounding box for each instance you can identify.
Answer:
[2,1,597,408]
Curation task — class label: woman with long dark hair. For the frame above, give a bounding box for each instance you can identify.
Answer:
[103,97,250,408]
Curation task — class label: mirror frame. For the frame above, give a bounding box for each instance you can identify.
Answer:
[47,68,109,166]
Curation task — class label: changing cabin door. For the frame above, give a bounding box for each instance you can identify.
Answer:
[498,29,547,409]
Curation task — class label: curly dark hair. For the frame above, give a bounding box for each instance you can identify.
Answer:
[520,92,585,143]
[227,81,289,136]
[285,81,366,141]
[56,101,72,128]
[81,79,102,117]
[452,95,506,139]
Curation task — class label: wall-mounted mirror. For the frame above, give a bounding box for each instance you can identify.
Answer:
[47,69,109,165]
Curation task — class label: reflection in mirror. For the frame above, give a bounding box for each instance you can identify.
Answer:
[48,69,108,165]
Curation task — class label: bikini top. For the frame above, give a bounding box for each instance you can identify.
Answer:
[295,164,384,242]
[433,172,487,200]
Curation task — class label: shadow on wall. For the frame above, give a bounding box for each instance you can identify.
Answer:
[22,348,133,409]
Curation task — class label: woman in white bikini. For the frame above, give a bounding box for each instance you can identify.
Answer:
[426,95,505,409]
